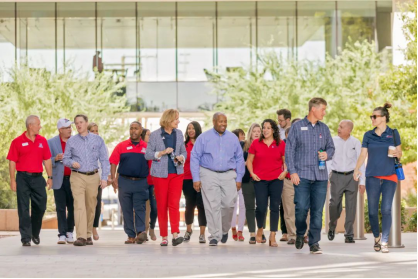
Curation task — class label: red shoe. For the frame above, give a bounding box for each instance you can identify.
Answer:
[232,227,238,241]
[238,231,244,242]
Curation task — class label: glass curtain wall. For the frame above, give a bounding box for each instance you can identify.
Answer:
[0,3,15,81]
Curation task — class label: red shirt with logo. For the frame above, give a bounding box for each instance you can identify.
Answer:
[183,141,194,180]
[60,137,72,176]
[7,132,51,173]
[248,139,286,181]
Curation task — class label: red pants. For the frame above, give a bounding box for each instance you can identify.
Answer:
[153,173,184,237]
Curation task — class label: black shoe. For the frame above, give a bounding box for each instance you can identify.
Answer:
[345,236,355,243]
[209,239,218,246]
[310,244,323,254]
[221,233,228,243]
[22,241,31,247]
[31,236,40,245]
[184,230,192,242]
[172,237,184,246]
[295,235,304,250]
[328,229,335,241]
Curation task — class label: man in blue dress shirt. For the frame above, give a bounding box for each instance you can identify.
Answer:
[191,113,245,246]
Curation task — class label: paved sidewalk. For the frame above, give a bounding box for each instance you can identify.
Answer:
[0,229,416,278]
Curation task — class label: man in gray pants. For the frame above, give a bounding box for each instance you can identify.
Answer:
[191,113,245,246]
[327,120,365,243]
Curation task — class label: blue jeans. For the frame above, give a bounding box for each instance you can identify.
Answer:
[148,185,158,229]
[366,177,397,243]
[294,179,327,246]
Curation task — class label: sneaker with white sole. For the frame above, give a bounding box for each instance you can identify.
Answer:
[57,235,66,244]
[199,234,206,244]
[66,232,74,244]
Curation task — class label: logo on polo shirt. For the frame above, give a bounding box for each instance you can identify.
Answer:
[38,143,43,148]
[387,135,393,138]
[141,148,146,153]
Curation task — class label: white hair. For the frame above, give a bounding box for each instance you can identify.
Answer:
[26,115,40,129]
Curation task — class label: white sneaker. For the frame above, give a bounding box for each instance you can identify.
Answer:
[57,235,66,244]
[66,232,74,244]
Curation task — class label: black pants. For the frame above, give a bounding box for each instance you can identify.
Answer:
[148,185,158,229]
[93,186,102,228]
[280,199,287,234]
[16,172,47,243]
[254,179,283,232]
[183,179,207,227]
[53,177,74,236]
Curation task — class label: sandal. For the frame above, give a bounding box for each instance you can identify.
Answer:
[238,231,244,241]
[374,236,381,252]
[249,236,256,244]
[160,239,168,246]
[269,233,278,247]
[232,227,238,241]
[149,229,157,241]
[256,229,263,243]
[261,234,267,244]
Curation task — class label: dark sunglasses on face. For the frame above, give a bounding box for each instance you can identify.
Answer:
[370,115,384,120]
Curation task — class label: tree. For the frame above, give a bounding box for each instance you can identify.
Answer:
[0,67,129,209]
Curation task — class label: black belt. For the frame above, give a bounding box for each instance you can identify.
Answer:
[285,177,291,180]
[63,175,71,180]
[332,170,354,175]
[202,167,234,174]
[18,171,42,177]
[72,170,98,176]
[120,174,145,181]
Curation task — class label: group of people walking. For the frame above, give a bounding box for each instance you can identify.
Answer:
[7,98,403,254]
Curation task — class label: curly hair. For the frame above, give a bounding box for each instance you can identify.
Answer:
[259,119,280,145]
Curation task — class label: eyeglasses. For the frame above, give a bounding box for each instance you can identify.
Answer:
[370,115,384,120]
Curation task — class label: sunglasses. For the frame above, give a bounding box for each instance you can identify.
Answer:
[370,115,384,120]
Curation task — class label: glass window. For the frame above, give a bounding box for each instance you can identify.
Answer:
[0,3,15,81]
[138,3,176,82]
[17,3,56,73]
[177,82,216,112]
[338,1,376,49]
[257,1,296,61]
[376,1,392,52]
[131,82,177,112]
[297,2,336,62]
[57,3,96,80]
[217,2,256,71]
[177,2,216,81]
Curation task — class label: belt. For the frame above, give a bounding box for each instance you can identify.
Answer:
[63,175,71,180]
[18,171,43,177]
[332,170,354,175]
[120,175,145,181]
[202,167,234,174]
[72,170,98,176]
[285,177,291,180]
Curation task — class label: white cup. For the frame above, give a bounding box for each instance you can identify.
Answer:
[388,146,396,157]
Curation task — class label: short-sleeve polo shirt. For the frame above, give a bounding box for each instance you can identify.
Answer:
[249,139,286,181]
[109,139,150,178]
[7,132,51,173]
[183,141,194,180]
[362,126,401,177]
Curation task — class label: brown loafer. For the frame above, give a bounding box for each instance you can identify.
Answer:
[136,232,147,244]
[304,236,309,244]
[86,237,93,245]
[280,234,288,242]
[287,239,296,245]
[125,237,136,244]
[73,238,86,246]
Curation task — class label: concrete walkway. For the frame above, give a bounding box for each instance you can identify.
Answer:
[0,229,416,278]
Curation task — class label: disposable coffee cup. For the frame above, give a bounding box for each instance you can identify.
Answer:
[388,146,396,157]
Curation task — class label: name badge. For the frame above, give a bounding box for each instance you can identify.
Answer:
[22,142,28,146]
[301,127,308,131]
[127,146,133,150]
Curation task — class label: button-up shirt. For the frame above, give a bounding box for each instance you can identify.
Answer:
[327,135,365,185]
[285,116,335,181]
[191,128,245,183]
[63,132,110,180]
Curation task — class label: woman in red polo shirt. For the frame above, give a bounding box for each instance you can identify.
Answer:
[182,121,207,243]
[247,119,286,247]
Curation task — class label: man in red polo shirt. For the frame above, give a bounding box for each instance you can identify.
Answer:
[7,115,53,247]
[110,121,150,244]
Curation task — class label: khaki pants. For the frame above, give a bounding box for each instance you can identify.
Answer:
[145,200,150,232]
[70,172,100,240]
[282,178,309,240]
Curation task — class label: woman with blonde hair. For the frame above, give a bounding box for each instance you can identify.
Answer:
[241,123,262,244]
[145,109,187,246]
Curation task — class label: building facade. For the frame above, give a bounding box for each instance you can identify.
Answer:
[0,1,393,114]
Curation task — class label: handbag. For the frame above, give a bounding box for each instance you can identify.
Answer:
[392,129,405,181]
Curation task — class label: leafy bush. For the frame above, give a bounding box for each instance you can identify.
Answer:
[407,211,417,232]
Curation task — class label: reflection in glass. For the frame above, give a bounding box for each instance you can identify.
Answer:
[17,3,55,73]
[177,2,215,81]
[129,82,177,112]
[376,1,392,52]
[177,82,216,112]
[0,3,15,81]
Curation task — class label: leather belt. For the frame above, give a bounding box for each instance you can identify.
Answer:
[72,170,98,176]
[202,167,234,174]
[332,170,354,175]
[18,171,43,177]
[63,175,71,179]
[120,175,145,181]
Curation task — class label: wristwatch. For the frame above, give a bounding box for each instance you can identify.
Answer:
[48,176,53,180]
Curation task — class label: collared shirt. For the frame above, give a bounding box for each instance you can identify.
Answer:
[60,136,72,176]
[240,141,251,183]
[63,132,110,180]
[190,128,245,183]
[362,126,401,177]
[249,139,286,181]
[285,116,335,181]
[7,132,51,173]
[109,139,150,178]
[161,128,177,174]
[327,136,365,185]
[183,141,194,180]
